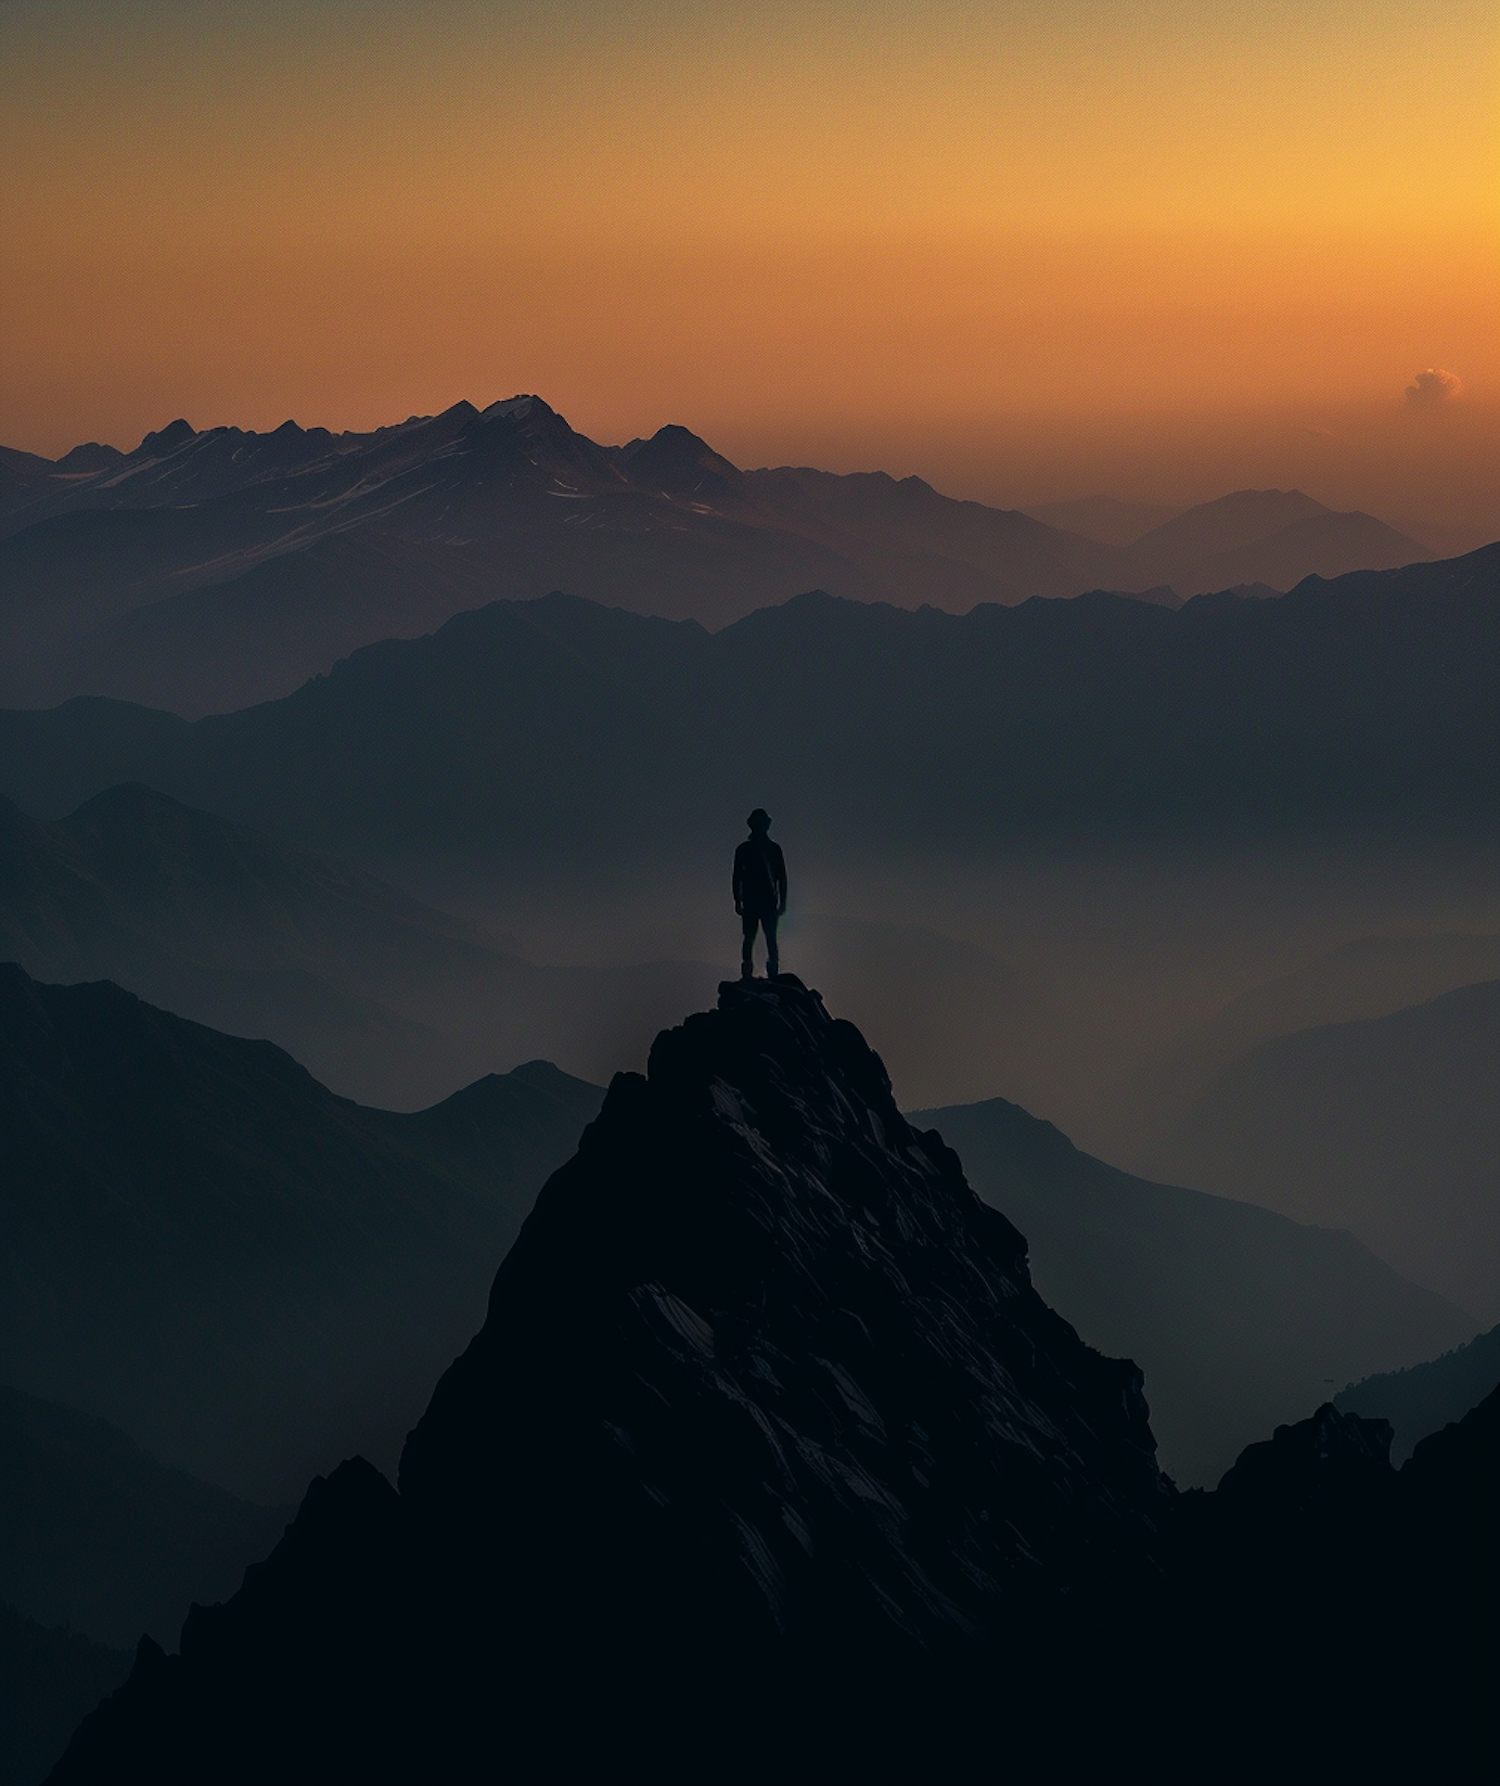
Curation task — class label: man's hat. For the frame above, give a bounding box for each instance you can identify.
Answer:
[747,808,771,830]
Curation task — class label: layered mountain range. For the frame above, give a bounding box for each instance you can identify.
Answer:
[1117,930,1500,1153]
[4,550,1496,883]
[0,780,716,1106]
[45,980,1499,1783]
[4,944,1466,1508]
[1141,976,1500,1322]
[912,1096,1470,1485]
[4,397,1495,1781]
[0,398,1429,714]
[0,1386,289,1651]
[0,961,603,1498]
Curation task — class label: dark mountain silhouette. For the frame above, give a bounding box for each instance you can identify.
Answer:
[0,962,603,1499]
[0,1608,127,1786]
[0,781,718,1106]
[2,547,1496,879]
[1091,580,1184,608]
[46,981,1498,1783]
[910,1096,1472,1485]
[607,421,744,502]
[1337,1323,1500,1460]
[0,401,1433,715]
[0,445,58,526]
[1141,977,1500,1322]
[1169,1388,1498,1780]
[397,975,1170,1604]
[0,1385,289,1651]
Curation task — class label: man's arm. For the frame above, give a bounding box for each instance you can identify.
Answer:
[774,843,788,912]
[732,843,745,913]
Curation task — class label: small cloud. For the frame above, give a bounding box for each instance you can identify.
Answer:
[1405,367,1463,410]
[1303,426,1336,439]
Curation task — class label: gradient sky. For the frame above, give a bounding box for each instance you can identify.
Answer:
[3,1,1497,539]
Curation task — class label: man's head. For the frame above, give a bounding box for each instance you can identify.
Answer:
[747,808,771,834]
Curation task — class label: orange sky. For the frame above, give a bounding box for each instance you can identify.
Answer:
[3,1,1497,539]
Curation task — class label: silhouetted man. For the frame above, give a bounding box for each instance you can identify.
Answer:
[733,809,787,979]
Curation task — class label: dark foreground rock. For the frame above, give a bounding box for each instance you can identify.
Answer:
[49,980,1500,1782]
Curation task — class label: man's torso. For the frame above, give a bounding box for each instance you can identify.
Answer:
[735,838,785,912]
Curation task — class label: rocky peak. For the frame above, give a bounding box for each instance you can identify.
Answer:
[465,392,626,489]
[610,423,743,500]
[134,419,196,456]
[399,975,1169,1652]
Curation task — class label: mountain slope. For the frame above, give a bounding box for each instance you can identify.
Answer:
[1141,978,1500,1321]
[0,963,603,1498]
[1128,489,1330,567]
[788,914,1079,1114]
[0,1386,289,1650]
[401,976,1168,1630]
[910,1095,1472,1485]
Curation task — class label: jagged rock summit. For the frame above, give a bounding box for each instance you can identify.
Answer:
[55,976,1170,1780]
[401,974,1171,1644]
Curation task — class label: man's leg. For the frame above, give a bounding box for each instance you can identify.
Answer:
[741,910,757,977]
[764,911,779,978]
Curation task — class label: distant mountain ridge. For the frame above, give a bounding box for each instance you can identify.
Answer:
[0,1384,289,1650]
[0,780,717,1106]
[1119,487,1425,592]
[911,1095,1472,1486]
[1115,930,1500,1155]
[0,962,605,1498]
[0,399,1433,714]
[1141,977,1500,1322]
[2,549,1495,880]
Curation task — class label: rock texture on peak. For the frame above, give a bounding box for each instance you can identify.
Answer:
[400,974,1170,1651]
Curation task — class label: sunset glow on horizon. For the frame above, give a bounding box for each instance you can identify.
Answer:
[3,0,1497,540]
